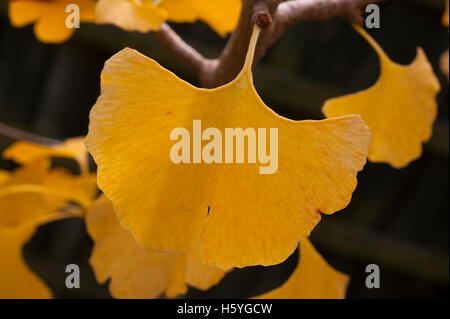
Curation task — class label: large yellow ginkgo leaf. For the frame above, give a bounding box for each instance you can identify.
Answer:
[86,26,370,269]
[9,0,96,43]
[323,26,440,168]
[3,137,89,174]
[86,195,226,299]
[254,239,349,299]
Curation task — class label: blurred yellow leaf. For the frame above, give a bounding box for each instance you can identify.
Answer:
[323,26,440,168]
[0,207,79,299]
[86,195,227,299]
[4,137,89,174]
[443,0,449,27]
[95,0,167,33]
[0,160,61,228]
[254,239,349,299]
[0,225,51,298]
[0,160,95,228]
[160,0,241,36]
[95,0,240,35]
[8,0,96,43]
[0,170,10,185]
[43,167,98,209]
[87,25,370,269]
[0,159,97,298]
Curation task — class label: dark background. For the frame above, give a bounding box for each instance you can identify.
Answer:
[0,0,448,298]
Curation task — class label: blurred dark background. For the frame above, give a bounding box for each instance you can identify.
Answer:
[0,0,448,299]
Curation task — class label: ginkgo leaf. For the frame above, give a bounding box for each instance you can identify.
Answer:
[95,0,167,33]
[86,195,227,299]
[0,160,58,228]
[95,0,240,36]
[0,170,10,185]
[254,239,349,299]
[0,162,94,298]
[0,208,78,299]
[3,137,89,174]
[86,25,370,269]
[0,225,51,298]
[159,0,241,36]
[443,0,449,27]
[42,167,98,209]
[8,0,96,43]
[323,26,440,169]
[0,160,91,228]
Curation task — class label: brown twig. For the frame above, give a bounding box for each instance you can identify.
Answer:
[154,23,212,74]
[257,0,382,61]
[200,0,283,87]
[153,0,386,88]
[0,122,60,146]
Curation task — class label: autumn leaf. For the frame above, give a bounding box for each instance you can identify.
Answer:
[95,0,167,33]
[159,0,241,36]
[8,0,96,43]
[0,163,93,228]
[95,0,240,36]
[323,25,440,169]
[42,167,98,209]
[0,161,91,299]
[0,137,96,229]
[254,239,349,299]
[0,170,9,185]
[0,205,79,299]
[4,137,90,175]
[86,195,227,299]
[0,160,66,228]
[0,224,51,298]
[0,152,96,298]
[86,25,370,269]
[1,139,97,228]
[443,0,449,27]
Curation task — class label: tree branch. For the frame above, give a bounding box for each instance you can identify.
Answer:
[256,0,384,61]
[277,0,379,24]
[153,0,387,88]
[0,122,60,146]
[154,23,211,74]
[200,0,282,88]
